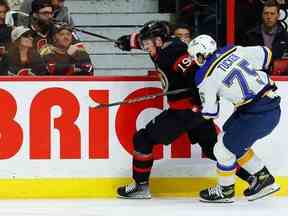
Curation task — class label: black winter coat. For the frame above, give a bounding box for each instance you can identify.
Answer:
[242,23,288,60]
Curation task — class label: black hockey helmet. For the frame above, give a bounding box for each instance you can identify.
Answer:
[139,20,171,42]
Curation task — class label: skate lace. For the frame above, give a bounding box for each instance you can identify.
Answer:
[208,185,224,198]
[125,183,137,193]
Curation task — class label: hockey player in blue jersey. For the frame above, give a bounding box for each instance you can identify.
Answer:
[187,35,281,203]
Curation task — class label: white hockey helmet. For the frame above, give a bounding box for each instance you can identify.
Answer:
[187,34,217,66]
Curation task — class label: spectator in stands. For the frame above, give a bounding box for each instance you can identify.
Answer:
[51,0,74,26]
[29,0,80,54]
[40,24,93,75]
[0,0,12,56]
[21,0,74,25]
[242,0,288,61]
[0,26,48,75]
[29,0,55,52]
[173,23,192,44]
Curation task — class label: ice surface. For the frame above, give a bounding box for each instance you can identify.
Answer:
[0,197,287,216]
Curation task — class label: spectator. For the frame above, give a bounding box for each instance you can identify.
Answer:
[0,26,48,75]
[29,0,80,53]
[173,23,193,44]
[51,0,74,26]
[40,24,93,75]
[0,0,12,56]
[242,0,288,61]
[20,0,74,25]
[29,0,54,52]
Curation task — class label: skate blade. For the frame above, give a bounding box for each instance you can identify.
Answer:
[117,194,152,199]
[199,198,235,203]
[247,183,280,201]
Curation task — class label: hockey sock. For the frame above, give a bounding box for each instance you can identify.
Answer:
[132,152,154,184]
[217,162,236,186]
[237,149,264,175]
[235,165,253,183]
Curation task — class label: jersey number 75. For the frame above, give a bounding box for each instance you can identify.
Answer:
[222,59,266,98]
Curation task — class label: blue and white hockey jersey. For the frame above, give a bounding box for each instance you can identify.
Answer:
[194,45,275,119]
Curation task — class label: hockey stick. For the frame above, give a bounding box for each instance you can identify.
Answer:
[53,20,118,43]
[5,11,118,43]
[95,88,191,109]
[72,27,118,43]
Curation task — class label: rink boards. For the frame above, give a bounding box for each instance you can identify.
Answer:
[0,76,287,198]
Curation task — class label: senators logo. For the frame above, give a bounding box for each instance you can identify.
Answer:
[17,68,34,76]
[37,39,48,51]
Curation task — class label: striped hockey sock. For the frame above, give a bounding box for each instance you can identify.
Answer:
[132,152,154,184]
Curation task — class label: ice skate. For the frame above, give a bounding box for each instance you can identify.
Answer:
[244,167,280,201]
[117,182,151,199]
[200,184,235,203]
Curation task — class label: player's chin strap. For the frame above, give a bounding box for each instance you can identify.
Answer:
[94,88,191,109]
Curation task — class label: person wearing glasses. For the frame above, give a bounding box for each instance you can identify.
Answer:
[0,26,48,75]
[29,0,55,53]
[20,0,74,26]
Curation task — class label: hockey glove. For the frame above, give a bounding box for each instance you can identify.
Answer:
[115,35,131,51]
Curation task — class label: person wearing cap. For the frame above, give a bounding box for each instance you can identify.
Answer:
[0,0,12,57]
[40,24,93,75]
[0,26,48,75]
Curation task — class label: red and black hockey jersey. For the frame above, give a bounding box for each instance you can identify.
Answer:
[151,37,201,106]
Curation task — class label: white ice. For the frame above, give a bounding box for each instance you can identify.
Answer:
[0,197,287,216]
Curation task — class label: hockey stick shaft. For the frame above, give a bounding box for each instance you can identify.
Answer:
[72,27,118,43]
[95,88,191,109]
[5,12,118,43]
